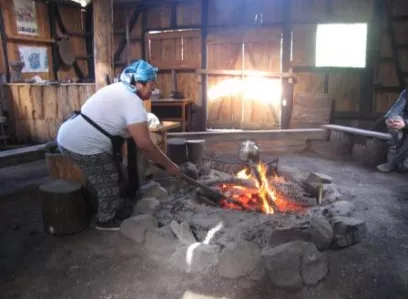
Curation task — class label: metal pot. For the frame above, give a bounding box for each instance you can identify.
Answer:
[238,140,260,163]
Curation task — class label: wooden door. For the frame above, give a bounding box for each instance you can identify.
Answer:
[206,28,282,129]
[241,28,282,129]
[207,29,244,129]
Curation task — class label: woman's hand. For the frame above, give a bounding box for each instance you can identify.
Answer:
[166,162,181,178]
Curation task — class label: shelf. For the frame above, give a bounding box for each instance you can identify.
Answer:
[6,35,55,44]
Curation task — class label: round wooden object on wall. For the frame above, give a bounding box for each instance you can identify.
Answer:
[167,138,187,165]
[58,37,76,66]
[187,139,206,164]
[39,179,89,235]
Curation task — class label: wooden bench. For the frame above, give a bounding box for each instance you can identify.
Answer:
[321,124,391,140]
[0,144,46,168]
[168,128,330,155]
[319,124,391,166]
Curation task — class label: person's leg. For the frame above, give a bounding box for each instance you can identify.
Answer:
[377,128,400,172]
[59,146,124,230]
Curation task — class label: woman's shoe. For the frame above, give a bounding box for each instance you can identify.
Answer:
[95,217,122,231]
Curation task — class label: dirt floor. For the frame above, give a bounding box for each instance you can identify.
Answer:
[1,152,408,299]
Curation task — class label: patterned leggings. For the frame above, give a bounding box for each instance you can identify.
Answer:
[59,146,123,222]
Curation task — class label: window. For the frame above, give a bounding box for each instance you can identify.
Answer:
[315,23,368,68]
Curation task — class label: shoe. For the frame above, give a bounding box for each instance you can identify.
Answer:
[95,217,122,231]
[376,162,394,173]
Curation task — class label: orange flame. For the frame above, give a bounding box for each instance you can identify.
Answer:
[218,162,301,214]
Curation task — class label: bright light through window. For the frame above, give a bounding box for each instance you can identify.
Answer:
[315,23,368,68]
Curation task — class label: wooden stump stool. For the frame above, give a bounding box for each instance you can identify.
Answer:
[39,179,89,235]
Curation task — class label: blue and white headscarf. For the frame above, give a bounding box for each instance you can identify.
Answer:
[120,60,158,93]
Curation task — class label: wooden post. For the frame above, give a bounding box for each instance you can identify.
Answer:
[200,0,209,131]
[281,0,293,129]
[93,0,114,90]
[0,1,10,82]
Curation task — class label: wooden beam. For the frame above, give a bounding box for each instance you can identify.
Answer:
[141,10,147,60]
[144,23,283,34]
[113,7,142,63]
[200,0,208,131]
[196,69,295,79]
[93,0,114,90]
[47,2,60,81]
[170,1,177,28]
[167,128,328,143]
[360,0,383,115]
[0,1,10,81]
[47,0,83,8]
[321,124,391,140]
[333,111,384,120]
[125,4,130,65]
[84,4,95,80]
[281,0,292,129]
[292,66,365,73]
[5,35,54,44]
[384,1,405,88]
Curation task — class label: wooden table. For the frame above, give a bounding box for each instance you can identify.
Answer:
[149,121,181,154]
[151,99,193,132]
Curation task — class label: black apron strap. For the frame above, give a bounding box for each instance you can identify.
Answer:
[126,138,140,199]
[74,110,126,187]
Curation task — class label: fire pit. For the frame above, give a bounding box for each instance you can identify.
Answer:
[201,160,312,214]
[120,154,367,291]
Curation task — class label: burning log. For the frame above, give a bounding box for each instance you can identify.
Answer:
[201,178,256,188]
[194,187,247,210]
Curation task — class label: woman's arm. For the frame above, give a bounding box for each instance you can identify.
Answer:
[127,122,180,177]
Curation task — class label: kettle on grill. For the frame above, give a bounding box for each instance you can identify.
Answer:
[238,140,260,163]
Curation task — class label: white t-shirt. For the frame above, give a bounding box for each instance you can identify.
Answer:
[57,82,148,155]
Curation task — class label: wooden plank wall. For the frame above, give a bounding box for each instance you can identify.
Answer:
[111,0,388,129]
[0,0,88,81]
[291,0,373,114]
[113,3,143,76]
[5,83,95,142]
[374,0,408,113]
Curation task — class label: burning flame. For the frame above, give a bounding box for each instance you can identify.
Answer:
[218,162,300,214]
[236,163,276,214]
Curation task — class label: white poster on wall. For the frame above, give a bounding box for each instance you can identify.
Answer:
[13,0,38,36]
[18,46,49,73]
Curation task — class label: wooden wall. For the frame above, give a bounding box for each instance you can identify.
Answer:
[0,0,89,81]
[2,0,406,136]
[374,0,408,114]
[5,83,95,142]
[112,0,405,130]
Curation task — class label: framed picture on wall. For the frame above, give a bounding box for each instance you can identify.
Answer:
[13,0,38,36]
[18,46,49,73]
